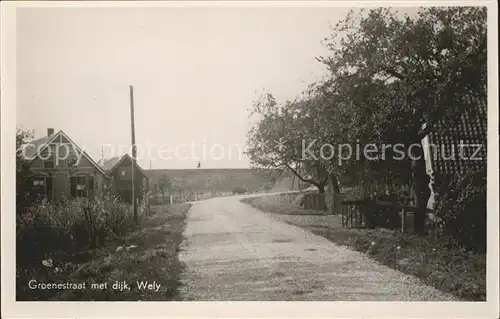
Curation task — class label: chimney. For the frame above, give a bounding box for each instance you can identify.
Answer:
[47,128,54,136]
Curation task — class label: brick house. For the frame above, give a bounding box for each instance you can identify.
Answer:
[21,128,108,201]
[98,154,149,204]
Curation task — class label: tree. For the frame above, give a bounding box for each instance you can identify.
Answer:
[16,128,35,214]
[157,173,172,203]
[246,7,486,226]
[246,92,329,197]
[318,7,487,233]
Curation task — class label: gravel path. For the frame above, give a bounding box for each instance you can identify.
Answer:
[178,196,458,301]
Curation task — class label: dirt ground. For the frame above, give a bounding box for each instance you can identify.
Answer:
[243,195,486,301]
[178,196,458,301]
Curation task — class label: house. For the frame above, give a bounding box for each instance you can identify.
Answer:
[21,128,108,202]
[98,154,149,204]
[421,93,487,209]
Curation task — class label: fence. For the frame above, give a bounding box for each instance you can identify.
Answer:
[301,192,326,211]
[340,199,431,233]
[341,200,367,228]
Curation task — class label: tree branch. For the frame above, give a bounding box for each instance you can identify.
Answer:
[284,163,325,188]
[380,67,406,80]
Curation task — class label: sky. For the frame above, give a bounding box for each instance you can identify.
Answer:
[16,5,415,169]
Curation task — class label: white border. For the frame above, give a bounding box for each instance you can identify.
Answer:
[1,1,498,318]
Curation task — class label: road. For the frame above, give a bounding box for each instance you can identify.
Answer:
[178,194,458,301]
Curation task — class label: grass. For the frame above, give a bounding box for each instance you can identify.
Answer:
[242,195,486,301]
[16,203,191,301]
[241,193,324,216]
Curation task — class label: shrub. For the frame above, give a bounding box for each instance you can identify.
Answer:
[16,196,138,268]
[262,183,273,191]
[433,169,486,253]
[232,186,247,194]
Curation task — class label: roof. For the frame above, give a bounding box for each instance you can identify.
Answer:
[99,153,148,178]
[20,130,107,176]
[21,134,57,160]
[99,156,122,172]
[425,93,487,177]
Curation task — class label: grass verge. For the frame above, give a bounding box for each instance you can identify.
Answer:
[242,193,324,216]
[17,203,191,301]
[241,196,486,301]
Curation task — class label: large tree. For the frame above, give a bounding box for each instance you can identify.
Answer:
[246,7,486,228]
[246,92,329,195]
[318,6,487,233]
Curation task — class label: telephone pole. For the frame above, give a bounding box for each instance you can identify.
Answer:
[129,85,138,224]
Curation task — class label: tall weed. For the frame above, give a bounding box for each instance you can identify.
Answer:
[16,196,141,268]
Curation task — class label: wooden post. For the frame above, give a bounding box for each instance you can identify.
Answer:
[353,205,357,228]
[341,205,344,226]
[129,85,138,224]
[401,208,405,233]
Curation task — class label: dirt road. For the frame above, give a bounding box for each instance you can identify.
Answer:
[178,195,458,301]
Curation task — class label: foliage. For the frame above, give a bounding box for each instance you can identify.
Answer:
[246,7,487,235]
[16,128,35,214]
[17,204,191,301]
[157,173,172,196]
[16,196,138,268]
[433,169,486,253]
[319,7,487,140]
[246,92,330,192]
[316,7,487,203]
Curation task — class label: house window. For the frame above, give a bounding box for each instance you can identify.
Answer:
[121,170,126,176]
[43,160,54,168]
[67,157,78,168]
[70,176,95,198]
[33,179,45,186]
[32,176,53,201]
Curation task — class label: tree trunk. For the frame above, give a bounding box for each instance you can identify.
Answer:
[327,173,341,215]
[410,143,431,234]
[317,184,327,212]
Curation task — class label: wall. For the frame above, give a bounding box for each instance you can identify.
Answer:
[29,141,107,201]
[110,158,148,204]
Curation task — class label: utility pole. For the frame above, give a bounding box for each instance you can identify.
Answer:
[129,85,138,224]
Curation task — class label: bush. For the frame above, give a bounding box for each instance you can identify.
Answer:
[262,183,273,191]
[232,186,247,194]
[16,196,138,268]
[433,169,486,253]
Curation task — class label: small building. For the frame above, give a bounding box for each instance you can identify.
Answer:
[421,94,487,209]
[21,128,108,202]
[98,154,149,204]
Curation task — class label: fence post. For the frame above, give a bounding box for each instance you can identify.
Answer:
[341,204,344,226]
[401,208,405,233]
[354,205,358,228]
